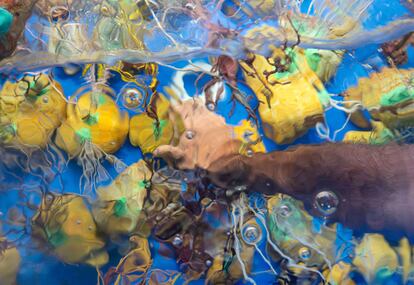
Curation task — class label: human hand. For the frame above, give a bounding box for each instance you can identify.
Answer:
[153,98,242,171]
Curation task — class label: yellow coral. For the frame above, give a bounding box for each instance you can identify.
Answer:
[240,48,327,144]
[343,121,394,144]
[55,89,129,157]
[324,262,355,285]
[0,74,66,147]
[398,238,412,283]
[344,68,414,130]
[266,195,338,271]
[129,94,182,154]
[93,160,152,236]
[32,194,108,267]
[353,234,398,283]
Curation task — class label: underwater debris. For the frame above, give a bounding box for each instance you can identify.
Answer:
[142,168,182,221]
[146,270,181,285]
[382,32,414,66]
[92,0,149,51]
[31,193,109,266]
[206,55,258,121]
[47,5,89,75]
[206,221,256,284]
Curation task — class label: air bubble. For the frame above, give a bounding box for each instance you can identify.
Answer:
[186,130,195,140]
[172,235,183,247]
[314,190,339,216]
[299,247,311,260]
[242,224,262,245]
[207,103,215,111]
[234,185,247,192]
[278,204,292,217]
[122,88,143,109]
[50,6,69,23]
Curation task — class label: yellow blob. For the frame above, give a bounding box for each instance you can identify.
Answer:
[240,48,327,144]
[233,119,266,155]
[398,238,412,283]
[306,49,343,82]
[55,89,129,157]
[266,195,338,271]
[343,121,394,144]
[113,236,152,285]
[0,74,66,147]
[324,262,355,285]
[206,227,255,284]
[32,194,108,267]
[344,68,414,130]
[129,94,182,154]
[0,240,20,285]
[93,160,152,236]
[353,234,398,283]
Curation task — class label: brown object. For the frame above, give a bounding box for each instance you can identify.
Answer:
[207,143,414,237]
[381,32,414,66]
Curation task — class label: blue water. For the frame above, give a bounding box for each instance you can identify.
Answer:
[1,0,414,284]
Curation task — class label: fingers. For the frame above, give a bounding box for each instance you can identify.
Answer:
[174,99,206,130]
[153,145,185,167]
[169,100,184,114]
[169,97,204,116]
